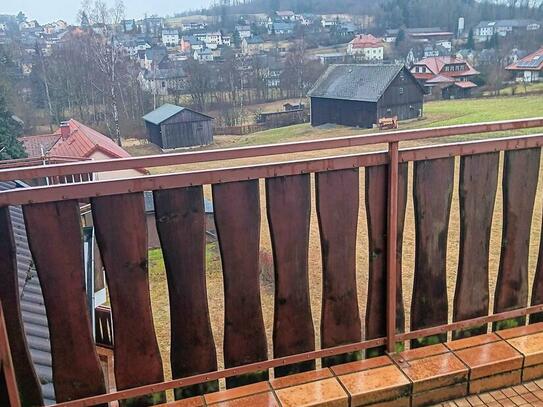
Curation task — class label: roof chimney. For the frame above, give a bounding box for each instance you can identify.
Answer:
[60,121,70,139]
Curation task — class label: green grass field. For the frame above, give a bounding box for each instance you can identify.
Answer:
[221,94,543,148]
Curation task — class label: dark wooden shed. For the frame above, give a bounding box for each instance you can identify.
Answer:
[308,64,425,128]
[143,104,214,149]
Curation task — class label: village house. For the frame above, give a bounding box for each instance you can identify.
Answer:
[242,36,265,55]
[143,46,167,70]
[181,35,205,53]
[268,22,295,35]
[20,120,146,180]
[139,60,187,96]
[308,64,425,128]
[410,56,479,99]
[274,10,296,21]
[473,19,541,42]
[161,28,179,48]
[194,32,224,49]
[121,19,137,33]
[194,48,214,62]
[235,25,251,39]
[506,46,543,83]
[346,34,384,60]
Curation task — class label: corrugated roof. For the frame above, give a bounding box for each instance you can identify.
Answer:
[142,104,185,125]
[308,64,407,102]
[0,181,55,404]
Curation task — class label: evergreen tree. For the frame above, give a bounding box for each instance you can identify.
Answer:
[233,29,241,48]
[0,95,26,160]
[467,28,474,50]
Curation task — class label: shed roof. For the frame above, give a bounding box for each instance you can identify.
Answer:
[308,64,419,102]
[142,104,213,125]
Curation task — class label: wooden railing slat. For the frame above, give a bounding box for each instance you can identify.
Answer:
[23,201,106,403]
[0,207,43,406]
[316,169,361,366]
[266,174,315,377]
[153,187,218,398]
[411,158,454,348]
[91,193,165,405]
[453,153,499,338]
[365,163,408,355]
[212,180,268,388]
[494,148,541,330]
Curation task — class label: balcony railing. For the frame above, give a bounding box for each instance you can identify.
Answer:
[1,117,543,406]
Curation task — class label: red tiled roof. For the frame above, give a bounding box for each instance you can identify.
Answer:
[506,46,543,71]
[19,133,61,158]
[412,56,478,76]
[48,119,132,159]
[349,34,382,49]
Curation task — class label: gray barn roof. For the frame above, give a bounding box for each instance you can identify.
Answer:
[142,103,213,125]
[0,181,55,404]
[308,64,407,103]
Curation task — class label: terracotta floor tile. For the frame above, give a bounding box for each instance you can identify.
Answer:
[454,341,523,379]
[489,390,507,400]
[453,399,471,406]
[337,364,410,406]
[502,388,518,398]
[521,392,539,403]
[446,334,501,352]
[511,395,529,406]
[523,381,539,391]
[495,323,543,340]
[535,389,543,400]
[329,355,392,376]
[211,392,279,406]
[466,394,484,405]
[499,399,516,407]
[511,385,529,395]
[507,331,543,366]
[204,382,270,405]
[484,402,502,407]
[398,352,468,392]
[536,378,543,389]
[274,377,348,407]
[269,368,332,390]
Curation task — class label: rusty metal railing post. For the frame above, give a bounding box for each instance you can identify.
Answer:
[0,300,21,407]
[386,141,399,354]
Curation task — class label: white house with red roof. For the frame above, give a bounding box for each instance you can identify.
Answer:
[410,56,479,99]
[20,119,146,180]
[506,46,543,83]
[346,34,384,60]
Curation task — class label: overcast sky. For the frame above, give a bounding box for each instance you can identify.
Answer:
[2,0,214,24]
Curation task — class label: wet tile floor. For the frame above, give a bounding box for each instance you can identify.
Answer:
[435,380,543,406]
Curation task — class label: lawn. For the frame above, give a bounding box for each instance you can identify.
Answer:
[141,94,543,394]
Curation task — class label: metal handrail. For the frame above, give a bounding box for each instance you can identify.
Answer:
[0,117,542,182]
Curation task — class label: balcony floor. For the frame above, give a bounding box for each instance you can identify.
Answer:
[157,322,543,406]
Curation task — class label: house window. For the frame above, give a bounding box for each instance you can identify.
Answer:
[399,87,404,95]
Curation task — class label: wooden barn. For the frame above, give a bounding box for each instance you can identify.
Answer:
[143,104,214,149]
[308,64,425,128]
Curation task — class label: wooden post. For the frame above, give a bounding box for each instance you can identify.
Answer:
[0,300,21,407]
[386,142,399,354]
